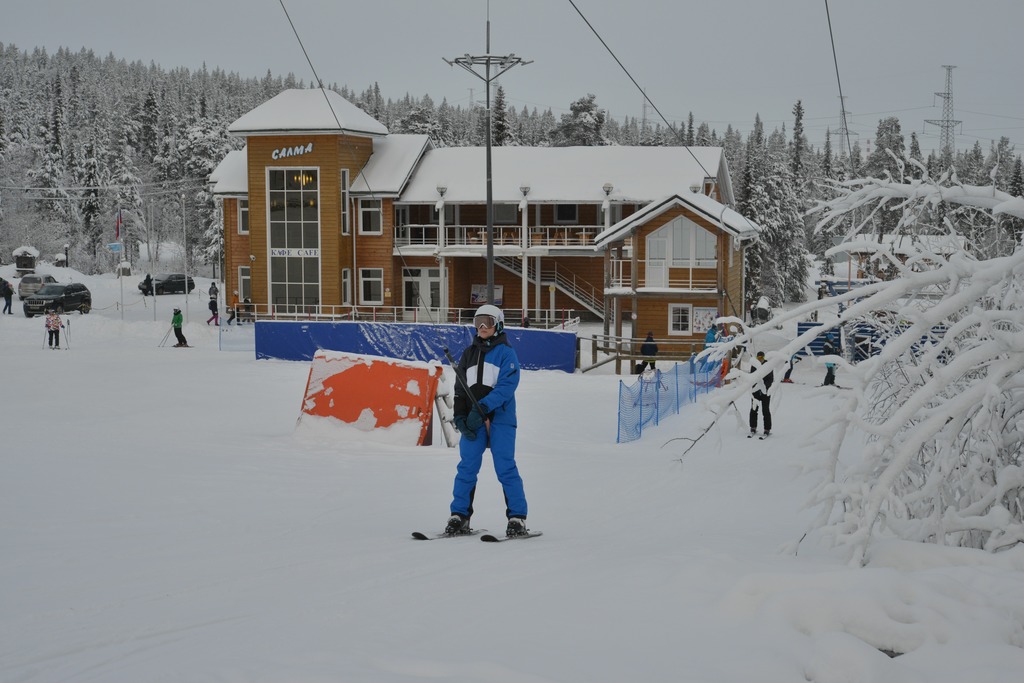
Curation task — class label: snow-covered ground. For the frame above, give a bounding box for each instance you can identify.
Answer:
[2,262,1023,682]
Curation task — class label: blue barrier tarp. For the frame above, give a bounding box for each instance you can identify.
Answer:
[254,321,576,372]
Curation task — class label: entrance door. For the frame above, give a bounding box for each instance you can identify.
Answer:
[403,268,442,321]
[646,236,667,287]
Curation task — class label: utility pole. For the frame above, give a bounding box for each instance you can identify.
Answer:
[925,65,961,159]
[444,11,531,304]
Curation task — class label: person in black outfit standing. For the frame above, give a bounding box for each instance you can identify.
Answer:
[749,350,773,437]
[635,331,658,374]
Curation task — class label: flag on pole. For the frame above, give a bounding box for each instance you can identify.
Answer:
[115,209,122,240]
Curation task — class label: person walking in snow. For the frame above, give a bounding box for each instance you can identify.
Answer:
[209,281,219,299]
[226,291,239,325]
[749,350,773,437]
[446,304,530,538]
[206,296,219,326]
[171,307,188,347]
[44,309,64,349]
[782,354,800,383]
[141,273,153,296]
[635,331,659,374]
[1,278,13,314]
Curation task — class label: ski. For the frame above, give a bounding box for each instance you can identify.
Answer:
[411,529,485,541]
[480,531,543,543]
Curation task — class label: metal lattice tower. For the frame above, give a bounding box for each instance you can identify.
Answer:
[836,94,853,159]
[924,65,961,157]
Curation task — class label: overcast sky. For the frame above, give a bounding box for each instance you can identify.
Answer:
[4,0,1022,155]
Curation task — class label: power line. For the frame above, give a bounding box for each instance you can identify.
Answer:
[565,0,715,181]
[824,0,855,170]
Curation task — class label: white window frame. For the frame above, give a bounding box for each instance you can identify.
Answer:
[653,216,718,269]
[341,170,350,236]
[342,268,352,306]
[555,203,578,224]
[668,303,693,336]
[394,205,410,227]
[359,267,384,305]
[359,198,382,234]
[237,199,249,235]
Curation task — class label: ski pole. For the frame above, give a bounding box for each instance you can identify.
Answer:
[159,326,173,347]
[64,318,70,350]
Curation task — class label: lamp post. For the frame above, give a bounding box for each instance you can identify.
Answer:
[444,20,531,304]
[519,184,530,324]
[63,243,69,269]
[180,193,189,323]
[437,185,448,317]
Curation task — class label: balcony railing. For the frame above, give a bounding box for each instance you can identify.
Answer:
[223,301,581,328]
[395,224,604,248]
[609,259,719,291]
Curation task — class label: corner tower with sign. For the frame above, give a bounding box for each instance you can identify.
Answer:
[218,89,394,313]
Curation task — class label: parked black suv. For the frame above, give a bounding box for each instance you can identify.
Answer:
[23,283,92,317]
[140,273,195,295]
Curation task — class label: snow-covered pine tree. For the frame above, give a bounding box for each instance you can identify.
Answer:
[549,94,606,147]
[492,85,511,146]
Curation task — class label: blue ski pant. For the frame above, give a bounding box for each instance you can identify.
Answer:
[451,422,527,520]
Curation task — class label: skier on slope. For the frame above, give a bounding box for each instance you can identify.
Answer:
[749,350,773,437]
[171,308,188,347]
[446,304,530,538]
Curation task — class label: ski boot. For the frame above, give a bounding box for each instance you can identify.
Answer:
[444,514,471,535]
[506,517,527,538]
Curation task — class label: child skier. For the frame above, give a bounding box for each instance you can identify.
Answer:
[45,309,64,349]
[446,304,530,538]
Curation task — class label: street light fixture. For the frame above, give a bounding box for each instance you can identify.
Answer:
[445,21,531,304]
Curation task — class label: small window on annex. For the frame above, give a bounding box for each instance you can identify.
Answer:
[668,303,693,335]
[360,199,382,234]
[268,168,320,313]
[238,199,249,234]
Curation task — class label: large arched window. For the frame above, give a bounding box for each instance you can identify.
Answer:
[647,216,717,268]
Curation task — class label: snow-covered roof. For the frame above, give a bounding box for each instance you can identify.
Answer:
[209,148,248,196]
[593,193,762,248]
[227,89,389,138]
[13,246,39,257]
[398,146,728,204]
[350,135,433,196]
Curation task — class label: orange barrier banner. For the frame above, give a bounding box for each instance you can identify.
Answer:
[300,350,442,446]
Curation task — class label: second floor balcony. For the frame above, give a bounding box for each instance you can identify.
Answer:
[394,224,607,250]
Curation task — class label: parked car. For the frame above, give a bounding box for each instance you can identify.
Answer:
[23,283,92,317]
[139,273,195,295]
[18,273,58,299]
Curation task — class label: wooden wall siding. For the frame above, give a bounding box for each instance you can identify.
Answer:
[726,243,745,317]
[241,134,373,306]
[634,295,713,344]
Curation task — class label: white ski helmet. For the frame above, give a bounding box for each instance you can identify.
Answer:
[473,304,504,333]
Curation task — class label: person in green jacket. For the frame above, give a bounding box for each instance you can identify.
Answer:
[171,307,188,347]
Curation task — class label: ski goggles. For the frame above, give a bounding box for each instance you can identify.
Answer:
[473,314,497,330]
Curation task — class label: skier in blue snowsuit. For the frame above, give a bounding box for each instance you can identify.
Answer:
[446,304,530,538]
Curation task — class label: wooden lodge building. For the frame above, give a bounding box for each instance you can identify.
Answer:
[210,89,762,350]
